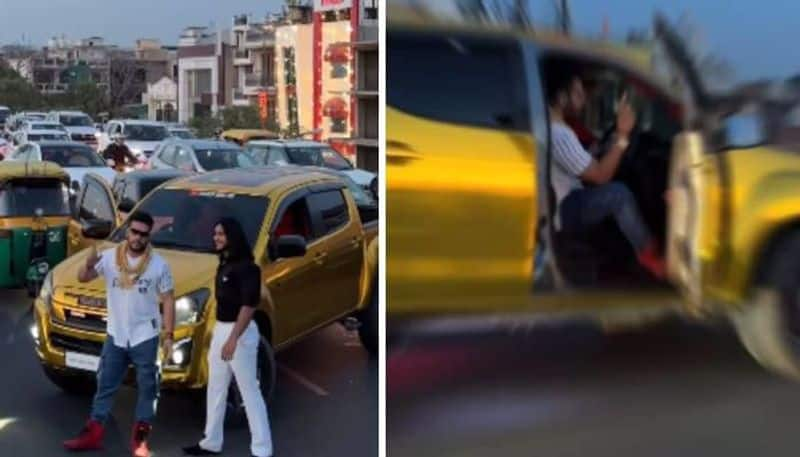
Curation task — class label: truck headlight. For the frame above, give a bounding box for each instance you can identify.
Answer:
[39,271,53,311]
[174,288,210,325]
[164,337,193,370]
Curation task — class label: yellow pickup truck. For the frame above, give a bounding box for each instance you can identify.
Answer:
[32,165,378,408]
[387,12,800,379]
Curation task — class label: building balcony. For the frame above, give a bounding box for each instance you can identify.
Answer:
[232,89,251,106]
[243,72,273,93]
[234,49,252,66]
[245,30,275,49]
[37,82,69,93]
[233,14,249,30]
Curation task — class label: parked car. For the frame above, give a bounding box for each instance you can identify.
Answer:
[6,112,48,136]
[220,129,279,145]
[244,140,377,191]
[0,106,10,131]
[6,141,116,193]
[46,111,99,148]
[166,124,196,139]
[149,139,255,172]
[110,169,194,221]
[97,120,169,164]
[33,166,379,407]
[20,121,68,134]
[0,138,11,159]
[12,129,71,146]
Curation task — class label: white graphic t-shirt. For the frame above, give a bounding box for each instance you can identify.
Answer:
[94,248,174,348]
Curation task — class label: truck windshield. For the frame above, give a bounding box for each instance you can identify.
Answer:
[110,188,268,253]
[0,179,70,217]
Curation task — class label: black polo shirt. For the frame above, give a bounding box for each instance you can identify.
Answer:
[215,259,261,322]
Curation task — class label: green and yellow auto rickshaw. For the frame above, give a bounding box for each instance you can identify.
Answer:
[0,161,71,296]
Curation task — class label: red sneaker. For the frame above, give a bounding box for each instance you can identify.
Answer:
[130,421,152,457]
[63,419,105,451]
[638,242,666,280]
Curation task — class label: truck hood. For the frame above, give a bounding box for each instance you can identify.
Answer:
[52,241,219,300]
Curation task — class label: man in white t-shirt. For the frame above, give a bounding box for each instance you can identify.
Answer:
[63,211,175,457]
[546,69,665,279]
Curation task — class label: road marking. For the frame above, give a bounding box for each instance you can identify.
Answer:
[278,364,329,397]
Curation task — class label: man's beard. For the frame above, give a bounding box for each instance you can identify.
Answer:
[128,240,147,254]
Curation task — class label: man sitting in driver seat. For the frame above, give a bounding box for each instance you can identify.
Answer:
[547,69,665,279]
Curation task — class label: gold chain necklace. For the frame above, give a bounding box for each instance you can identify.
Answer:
[115,242,152,289]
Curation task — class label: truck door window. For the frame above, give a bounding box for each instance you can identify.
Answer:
[79,180,114,222]
[273,198,312,240]
[307,190,349,237]
[389,31,529,131]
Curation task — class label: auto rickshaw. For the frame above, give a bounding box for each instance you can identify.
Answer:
[0,161,71,296]
[220,129,279,146]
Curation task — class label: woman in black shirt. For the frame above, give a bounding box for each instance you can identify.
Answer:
[183,218,273,457]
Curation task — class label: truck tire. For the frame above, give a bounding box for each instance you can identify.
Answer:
[733,232,800,379]
[225,334,277,426]
[358,276,378,357]
[42,365,96,396]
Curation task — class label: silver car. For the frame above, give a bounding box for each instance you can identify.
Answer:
[148,138,255,172]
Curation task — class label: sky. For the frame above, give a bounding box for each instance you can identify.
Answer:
[2,0,799,81]
[0,0,283,46]
[563,0,800,81]
[423,0,800,82]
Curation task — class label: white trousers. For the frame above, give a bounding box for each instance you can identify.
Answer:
[199,321,273,457]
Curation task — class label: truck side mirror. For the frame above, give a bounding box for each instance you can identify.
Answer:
[275,235,307,259]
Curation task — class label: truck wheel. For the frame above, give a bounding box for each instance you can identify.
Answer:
[358,277,378,357]
[733,232,800,379]
[225,335,277,426]
[42,365,96,396]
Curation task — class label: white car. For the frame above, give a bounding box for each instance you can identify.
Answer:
[98,120,170,163]
[167,125,196,139]
[20,120,68,134]
[0,106,10,132]
[8,141,116,191]
[47,111,99,147]
[243,140,377,191]
[148,138,255,172]
[13,129,71,146]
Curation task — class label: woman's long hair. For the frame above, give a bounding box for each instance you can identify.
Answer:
[215,217,254,263]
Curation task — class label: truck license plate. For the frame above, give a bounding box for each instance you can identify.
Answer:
[65,352,100,372]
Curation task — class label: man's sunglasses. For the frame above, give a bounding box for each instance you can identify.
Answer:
[129,228,151,238]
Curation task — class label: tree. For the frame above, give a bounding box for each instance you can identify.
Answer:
[0,65,44,111]
[219,105,262,130]
[109,56,147,116]
[188,114,222,138]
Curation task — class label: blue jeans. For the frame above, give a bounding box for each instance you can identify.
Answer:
[90,335,160,424]
[560,182,651,252]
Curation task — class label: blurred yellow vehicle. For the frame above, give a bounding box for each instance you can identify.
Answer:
[33,166,378,406]
[221,129,280,146]
[387,11,800,378]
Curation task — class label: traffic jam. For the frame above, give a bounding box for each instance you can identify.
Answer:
[0,107,378,457]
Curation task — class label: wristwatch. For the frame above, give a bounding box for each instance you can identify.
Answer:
[615,135,630,150]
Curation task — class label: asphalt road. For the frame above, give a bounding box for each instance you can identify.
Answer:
[0,289,377,457]
[388,318,800,457]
